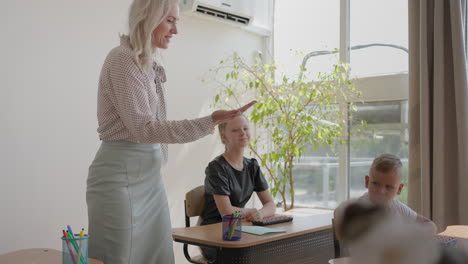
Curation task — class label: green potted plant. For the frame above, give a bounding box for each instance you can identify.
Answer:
[208,53,363,211]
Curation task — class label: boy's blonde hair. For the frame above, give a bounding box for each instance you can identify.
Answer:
[369,153,402,176]
[127,0,178,71]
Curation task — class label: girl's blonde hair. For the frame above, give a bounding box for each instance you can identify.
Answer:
[127,0,178,71]
[218,115,249,145]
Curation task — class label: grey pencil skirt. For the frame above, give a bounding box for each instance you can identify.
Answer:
[86,141,174,264]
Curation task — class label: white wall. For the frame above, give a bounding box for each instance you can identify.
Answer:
[1,1,267,263]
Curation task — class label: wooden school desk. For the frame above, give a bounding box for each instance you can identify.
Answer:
[172,209,334,264]
[327,225,468,264]
[328,257,351,264]
[438,225,468,250]
[0,248,103,264]
[438,225,468,238]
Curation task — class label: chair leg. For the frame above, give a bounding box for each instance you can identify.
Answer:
[332,218,340,258]
[183,243,198,264]
[183,200,198,263]
[185,200,191,228]
[215,247,222,264]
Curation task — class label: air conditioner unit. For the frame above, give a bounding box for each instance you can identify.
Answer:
[180,0,254,26]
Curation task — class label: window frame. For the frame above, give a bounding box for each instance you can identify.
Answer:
[270,0,410,207]
[337,0,409,203]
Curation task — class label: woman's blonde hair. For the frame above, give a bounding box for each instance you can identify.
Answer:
[127,0,178,71]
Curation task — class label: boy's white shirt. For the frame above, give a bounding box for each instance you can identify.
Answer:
[358,192,418,220]
[333,192,420,243]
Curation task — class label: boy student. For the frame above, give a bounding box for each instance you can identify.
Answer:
[337,201,468,264]
[337,201,441,264]
[358,153,437,233]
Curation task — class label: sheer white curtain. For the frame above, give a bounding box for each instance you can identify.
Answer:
[408,0,468,231]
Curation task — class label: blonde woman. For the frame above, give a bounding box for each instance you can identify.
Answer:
[86,0,255,263]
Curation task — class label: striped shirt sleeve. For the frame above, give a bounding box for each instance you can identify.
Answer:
[99,44,215,144]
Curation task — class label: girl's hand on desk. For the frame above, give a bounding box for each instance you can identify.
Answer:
[245,209,263,221]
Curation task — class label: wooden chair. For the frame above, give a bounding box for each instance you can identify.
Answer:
[333,205,350,258]
[183,185,209,264]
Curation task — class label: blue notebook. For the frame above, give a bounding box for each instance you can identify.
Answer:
[241,226,285,235]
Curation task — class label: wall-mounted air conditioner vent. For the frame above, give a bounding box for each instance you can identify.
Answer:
[195,5,250,25]
[181,0,253,26]
[181,0,272,36]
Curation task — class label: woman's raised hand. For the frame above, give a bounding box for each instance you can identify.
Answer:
[211,100,257,125]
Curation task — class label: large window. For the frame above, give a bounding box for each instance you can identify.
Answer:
[274,0,409,208]
[349,0,408,76]
[274,0,340,81]
[349,101,409,204]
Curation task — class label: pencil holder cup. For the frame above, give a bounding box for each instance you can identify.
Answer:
[222,214,242,241]
[61,235,89,264]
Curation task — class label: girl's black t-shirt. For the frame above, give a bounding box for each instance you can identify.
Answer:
[200,155,269,225]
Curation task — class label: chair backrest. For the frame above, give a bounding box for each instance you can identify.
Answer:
[183,185,209,263]
[185,185,206,227]
[333,203,350,258]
